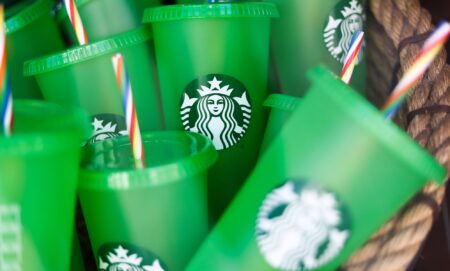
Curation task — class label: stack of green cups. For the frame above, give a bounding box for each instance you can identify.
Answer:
[265,0,366,96]
[78,131,217,270]
[144,2,279,223]
[6,0,65,99]
[0,100,90,271]
[186,66,447,270]
[24,27,163,144]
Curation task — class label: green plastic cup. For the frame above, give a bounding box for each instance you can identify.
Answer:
[144,2,278,223]
[0,100,90,271]
[265,0,366,96]
[24,27,163,144]
[260,93,300,153]
[186,66,447,271]
[6,0,65,99]
[78,131,217,271]
[132,0,162,19]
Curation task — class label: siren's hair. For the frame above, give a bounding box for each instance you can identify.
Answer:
[194,95,239,149]
[338,14,363,63]
[108,263,144,271]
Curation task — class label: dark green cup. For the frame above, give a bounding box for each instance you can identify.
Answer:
[265,0,366,96]
[78,131,217,271]
[0,100,90,271]
[144,2,278,223]
[260,93,300,153]
[24,27,163,144]
[6,0,65,99]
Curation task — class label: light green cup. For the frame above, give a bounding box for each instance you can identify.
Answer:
[0,100,90,271]
[144,2,278,224]
[186,66,447,271]
[260,93,300,153]
[265,0,366,97]
[6,0,65,99]
[78,131,217,271]
[24,27,163,144]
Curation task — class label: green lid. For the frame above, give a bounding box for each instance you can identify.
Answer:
[0,99,90,155]
[143,2,279,23]
[24,27,150,76]
[263,93,300,112]
[6,0,53,34]
[78,131,218,190]
[308,66,447,184]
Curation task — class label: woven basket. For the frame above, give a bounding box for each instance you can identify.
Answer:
[341,0,450,270]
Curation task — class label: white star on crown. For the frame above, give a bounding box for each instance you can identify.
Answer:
[106,245,143,266]
[92,118,118,134]
[341,0,363,17]
[196,76,234,97]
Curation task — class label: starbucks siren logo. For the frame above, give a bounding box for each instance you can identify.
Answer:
[98,243,166,271]
[324,0,365,64]
[256,180,351,271]
[180,74,252,150]
[88,113,128,144]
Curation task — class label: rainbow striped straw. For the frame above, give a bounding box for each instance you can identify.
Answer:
[341,31,365,84]
[112,54,146,168]
[0,5,13,136]
[64,0,88,45]
[382,21,450,119]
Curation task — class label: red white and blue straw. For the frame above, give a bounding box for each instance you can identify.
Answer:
[112,54,146,168]
[0,5,13,136]
[64,0,88,45]
[341,31,365,84]
[382,21,450,119]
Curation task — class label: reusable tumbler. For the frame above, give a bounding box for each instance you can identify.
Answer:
[144,2,278,223]
[78,131,217,271]
[6,0,65,99]
[24,27,163,144]
[265,0,366,96]
[186,66,447,271]
[0,100,90,271]
[260,93,300,153]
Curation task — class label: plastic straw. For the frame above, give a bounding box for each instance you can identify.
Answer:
[112,54,146,168]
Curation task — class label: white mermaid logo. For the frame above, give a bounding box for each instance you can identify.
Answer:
[98,245,165,271]
[324,0,365,64]
[256,181,350,271]
[181,75,251,150]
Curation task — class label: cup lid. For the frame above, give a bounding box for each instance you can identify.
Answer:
[264,94,300,112]
[6,0,53,34]
[308,66,447,184]
[143,2,279,23]
[78,131,218,190]
[24,27,150,76]
[0,99,91,155]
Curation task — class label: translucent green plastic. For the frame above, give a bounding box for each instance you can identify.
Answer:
[265,0,366,96]
[0,100,90,271]
[78,131,217,271]
[260,93,300,153]
[6,0,65,99]
[144,2,278,223]
[24,28,163,143]
[186,67,447,271]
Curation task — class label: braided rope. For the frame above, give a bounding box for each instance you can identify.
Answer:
[342,0,450,270]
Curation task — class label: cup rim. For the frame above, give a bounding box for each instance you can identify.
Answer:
[78,131,218,191]
[0,99,90,155]
[6,0,53,34]
[143,2,279,23]
[263,93,300,112]
[23,27,150,76]
[308,66,447,184]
